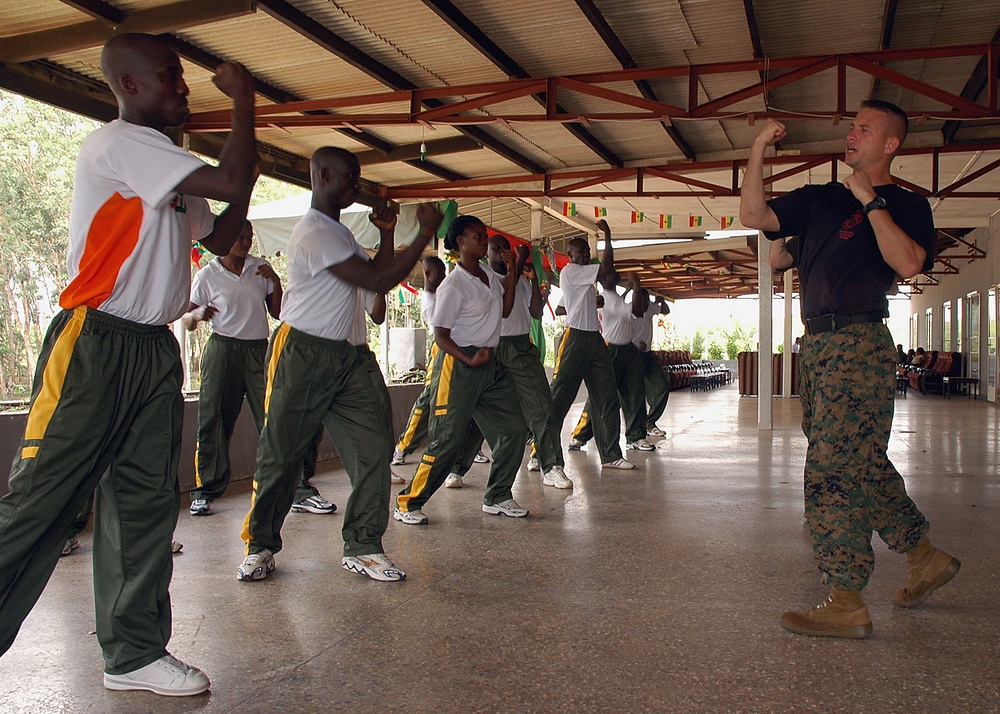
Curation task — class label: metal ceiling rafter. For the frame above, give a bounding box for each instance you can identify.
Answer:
[868,0,899,99]
[942,26,1000,144]
[252,0,544,174]
[58,0,124,25]
[383,144,1000,200]
[419,0,624,167]
[157,34,466,182]
[571,0,695,160]
[0,0,256,63]
[186,45,1000,132]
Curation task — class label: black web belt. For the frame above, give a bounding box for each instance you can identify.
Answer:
[804,310,887,336]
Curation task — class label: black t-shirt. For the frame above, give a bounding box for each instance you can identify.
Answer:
[765,182,935,320]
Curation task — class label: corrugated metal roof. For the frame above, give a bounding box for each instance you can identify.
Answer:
[3,0,1000,298]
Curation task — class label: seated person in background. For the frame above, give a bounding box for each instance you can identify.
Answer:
[911,347,926,367]
[895,344,907,365]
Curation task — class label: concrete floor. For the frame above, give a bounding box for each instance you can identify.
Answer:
[1,384,997,713]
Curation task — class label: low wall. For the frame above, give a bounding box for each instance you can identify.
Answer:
[0,383,424,498]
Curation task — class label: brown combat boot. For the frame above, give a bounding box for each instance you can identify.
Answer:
[780,588,873,639]
[893,537,960,608]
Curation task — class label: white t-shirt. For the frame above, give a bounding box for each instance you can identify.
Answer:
[62,120,214,325]
[433,264,504,348]
[492,267,532,337]
[349,287,377,347]
[421,290,438,331]
[558,263,601,332]
[601,288,634,346]
[190,256,274,340]
[280,208,367,340]
[632,302,669,351]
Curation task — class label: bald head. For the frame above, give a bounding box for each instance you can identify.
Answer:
[310,146,362,214]
[100,33,189,129]
[102,34,173,99]
[309,146,358,185]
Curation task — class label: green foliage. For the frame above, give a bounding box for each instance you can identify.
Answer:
[0,91,100,397]
[707,342,725,360]
[690,330,705,359]
[720,319,757,360]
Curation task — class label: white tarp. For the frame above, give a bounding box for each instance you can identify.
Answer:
[247,193,427,256]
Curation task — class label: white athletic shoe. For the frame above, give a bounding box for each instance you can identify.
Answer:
[567,439,586,452]
[393,508,429,525]
[473,451,490,463]
[647,426,666,437]
[444,473,464,488]
[104,654,210,697]
[482,499,528,517]
[291,495,337,514]
[542,466,573,489]
[626,439,656,451]
[237,549,275,581]
[602,458,636,470]
[391,448,407,466]
[526,457,541,472]
[341,553,406,582]
[390,470,406,484]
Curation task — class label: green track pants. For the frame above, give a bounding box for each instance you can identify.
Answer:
[0,306,182,675]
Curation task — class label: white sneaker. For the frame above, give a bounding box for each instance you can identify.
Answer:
[542,466,573,489]
[444,473,464,488]
[626,439,656,451]
[602,458,636,470]
[473,451,490,463]
[647,426,666,437]
[61,535,80,557]
[567,439,586,452]
[482,499,528,517]
[390,470,406,484]
[189,498,211,516]
[342,552,406,581]
[393,508,429,525]
[391,448,406,466]
[104,654,210,697]
[237,549,275,581]
[526,457,541,472]
[291,495,337,514]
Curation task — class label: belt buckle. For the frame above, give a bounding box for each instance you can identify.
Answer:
[830,314,843,332]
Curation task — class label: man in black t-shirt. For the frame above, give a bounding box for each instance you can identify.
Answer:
[740,100,960,639]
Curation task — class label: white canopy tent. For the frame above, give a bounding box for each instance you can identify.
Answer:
[246,194,430,256]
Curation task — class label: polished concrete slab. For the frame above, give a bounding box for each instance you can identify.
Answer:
[2,384,997,713]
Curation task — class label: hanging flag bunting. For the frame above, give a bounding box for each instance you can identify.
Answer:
[721,216,735,229]
[689,215,703,227]
[659,215,673,229]
[594,206,608,217]
[631,211,644,223]
[563,202,577,217]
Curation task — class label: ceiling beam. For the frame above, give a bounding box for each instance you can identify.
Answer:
[420,0,624,167]
[384,143,1000,199]
[0,0,256,63]
[571,0,695,160]
[354,136,482,166]
[58,0,124,25]
[156,34,467,182]
[0,59,315,191]
[943,26,1000,144]
[0,59,118,122]
[253,0,544,174]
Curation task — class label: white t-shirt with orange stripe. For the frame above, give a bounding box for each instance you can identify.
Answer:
[61,120,215,325]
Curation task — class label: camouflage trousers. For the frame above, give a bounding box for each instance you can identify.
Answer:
[799,321,928,590]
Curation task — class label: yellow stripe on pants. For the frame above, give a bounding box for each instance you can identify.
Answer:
[552,329,570,380]
[22,306,86,457]
[243,323,291,550]
[434,353,455,416]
